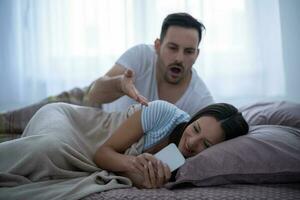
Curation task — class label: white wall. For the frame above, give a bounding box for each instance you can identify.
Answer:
[0,0,299,111]
[279,0,300,103]
[0,1,20,109]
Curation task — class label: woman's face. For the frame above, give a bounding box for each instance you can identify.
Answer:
[178,116,225,158]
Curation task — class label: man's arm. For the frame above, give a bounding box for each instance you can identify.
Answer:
[87,64,148,105]
[87,64,126,104]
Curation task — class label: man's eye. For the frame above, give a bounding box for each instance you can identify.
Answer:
[185,50,195,54]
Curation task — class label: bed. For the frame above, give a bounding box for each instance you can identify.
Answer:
[82,184,300,200]
[1,88,300,200]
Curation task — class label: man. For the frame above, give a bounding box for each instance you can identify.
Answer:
[0,12,213,138]
[88,12,214,115]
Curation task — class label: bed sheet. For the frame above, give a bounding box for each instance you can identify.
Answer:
[82,184,300,200]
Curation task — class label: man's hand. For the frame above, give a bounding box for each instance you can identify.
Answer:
[120,69,149,106]
[88,65,149,106]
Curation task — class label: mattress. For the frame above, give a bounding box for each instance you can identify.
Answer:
[82,184,300,200]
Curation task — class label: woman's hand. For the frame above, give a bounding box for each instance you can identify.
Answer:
[124,153,172,188]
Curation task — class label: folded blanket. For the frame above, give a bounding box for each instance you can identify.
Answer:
[0,87,97,139]
[0,102,143,200]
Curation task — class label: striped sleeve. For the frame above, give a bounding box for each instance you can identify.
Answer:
[141,100,190,150]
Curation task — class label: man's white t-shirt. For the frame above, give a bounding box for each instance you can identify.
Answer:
[102,44,214,116]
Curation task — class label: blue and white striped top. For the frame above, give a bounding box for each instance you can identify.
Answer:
[141,100,190,150]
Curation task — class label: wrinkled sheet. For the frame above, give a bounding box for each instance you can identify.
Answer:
[0,103,143,200]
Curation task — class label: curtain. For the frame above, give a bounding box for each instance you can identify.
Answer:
[0,0,284,111]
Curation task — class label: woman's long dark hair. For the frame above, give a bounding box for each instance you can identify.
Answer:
[169,103,249,146]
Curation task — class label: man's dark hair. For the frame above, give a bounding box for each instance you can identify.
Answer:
[160,12,206,45]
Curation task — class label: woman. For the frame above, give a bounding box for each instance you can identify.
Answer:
[93,100,249,188]
[0,100,248,199]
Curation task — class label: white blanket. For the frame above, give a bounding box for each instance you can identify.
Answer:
[0,103,143,200]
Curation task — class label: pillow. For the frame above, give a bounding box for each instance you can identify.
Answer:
[166,125,300,188]
[239,101,300,128]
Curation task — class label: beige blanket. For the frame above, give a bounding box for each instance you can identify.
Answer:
[0,103,143,200]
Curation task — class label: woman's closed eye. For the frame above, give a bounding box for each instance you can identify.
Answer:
[195,121,214,148]
[193,125,199,133]
[193,122,201,133]
[203,140,211,148]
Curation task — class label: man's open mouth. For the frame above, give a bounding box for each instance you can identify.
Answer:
[170,65,183,75]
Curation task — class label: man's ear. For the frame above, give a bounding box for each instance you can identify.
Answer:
[154,38,161,54]
[191,48,200,65]
[196,48,200,58]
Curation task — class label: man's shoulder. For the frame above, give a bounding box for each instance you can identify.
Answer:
[189,68,207,88]
[130,43,154,53]
[178,68,214,113]
[187,73,212,98]
[129,44,156,76]
[127,44,156,64]
[117,43,156,74]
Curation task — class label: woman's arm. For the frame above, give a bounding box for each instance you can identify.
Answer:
[93,110,143,172]
[93,109,171,188]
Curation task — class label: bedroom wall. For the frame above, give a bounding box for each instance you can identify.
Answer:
[0,0,299,111]
[0,1,20,109]
[279,0,300,103]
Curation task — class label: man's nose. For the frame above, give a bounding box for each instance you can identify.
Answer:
[175,50,184,63]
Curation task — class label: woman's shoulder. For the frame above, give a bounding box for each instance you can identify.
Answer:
[141,100,190,150]
[141,100,189,129]
[142,100,190,119]
[147,100,178,110]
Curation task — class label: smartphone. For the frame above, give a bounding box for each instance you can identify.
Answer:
[154,143,185,172]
